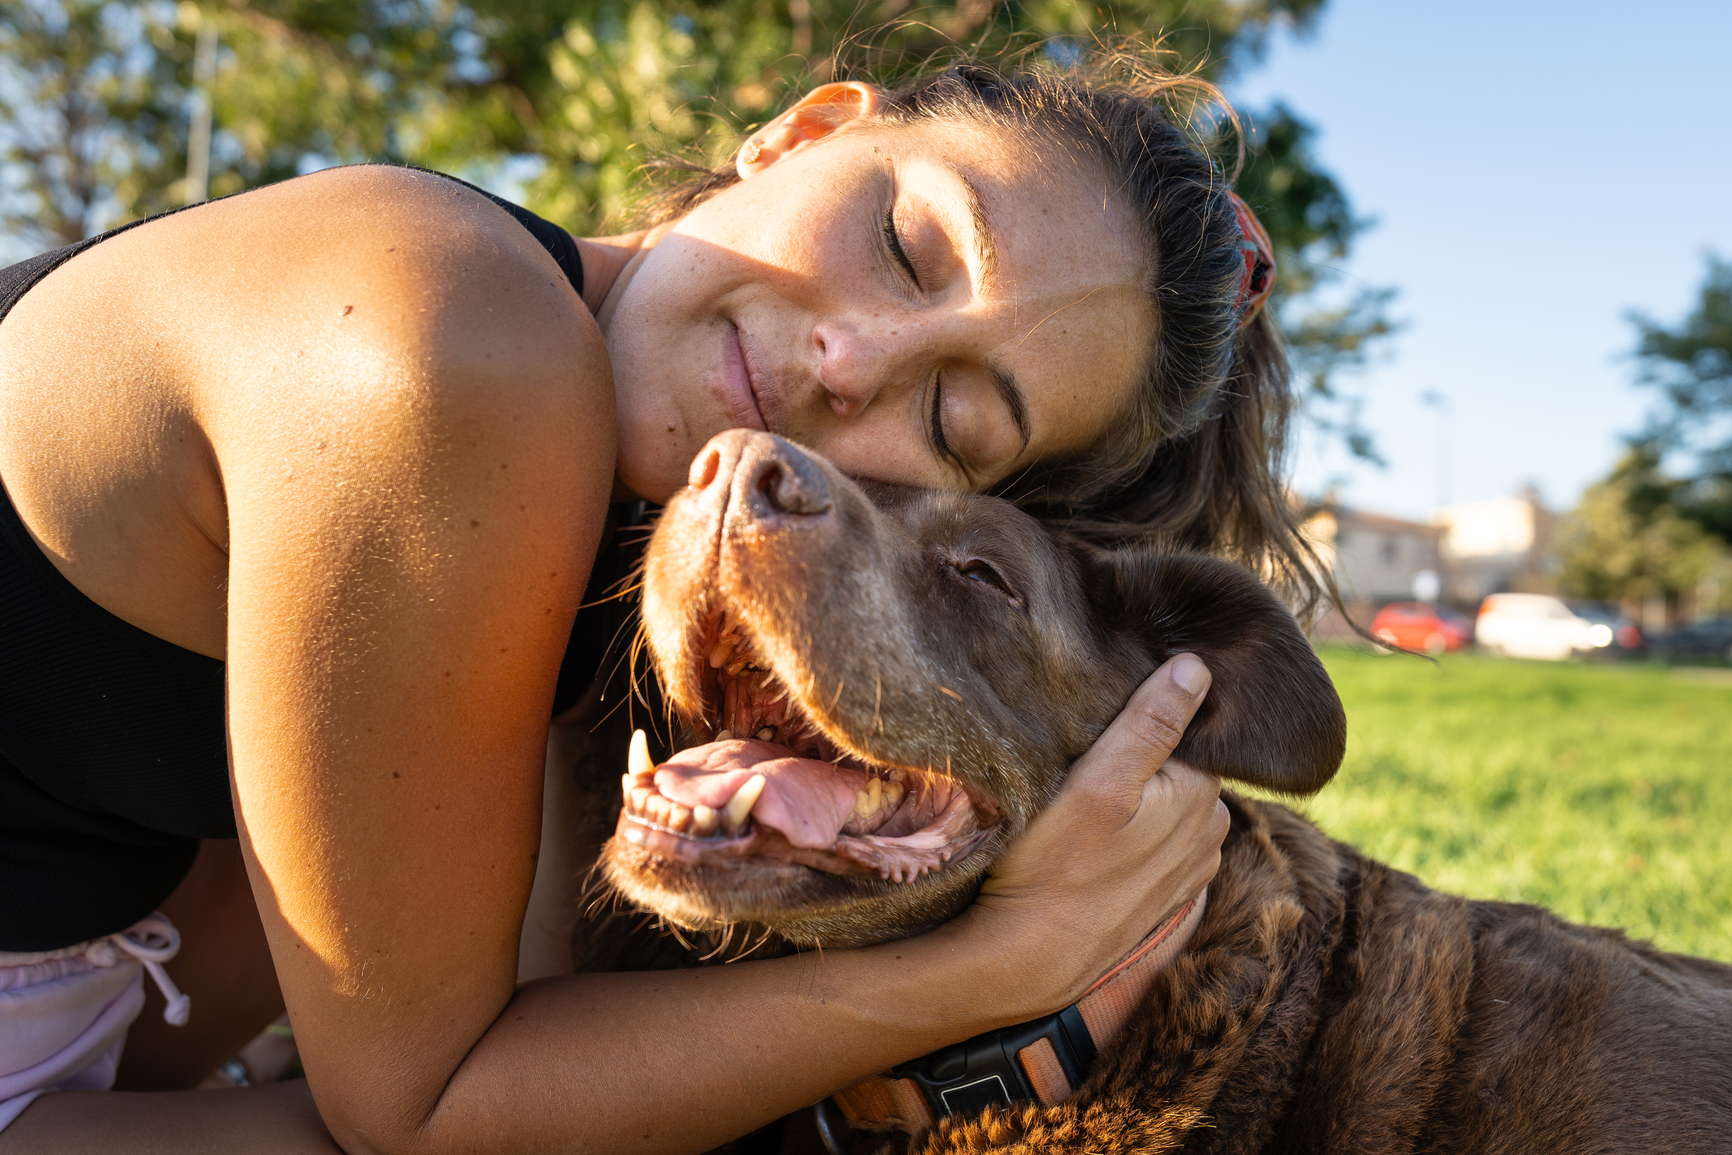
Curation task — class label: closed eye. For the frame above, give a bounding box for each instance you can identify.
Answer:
[948,557,1019,603]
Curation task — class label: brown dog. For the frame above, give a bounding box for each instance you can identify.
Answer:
[586,430,1732,1154]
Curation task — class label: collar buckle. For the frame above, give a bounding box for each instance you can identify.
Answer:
[888,1003,1098,1118]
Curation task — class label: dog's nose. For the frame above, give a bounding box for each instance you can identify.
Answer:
[685,431,834,531]
[740,437,833,523]
[688,431,745,492]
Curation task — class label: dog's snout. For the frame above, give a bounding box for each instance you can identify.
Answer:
[682,430,835,533]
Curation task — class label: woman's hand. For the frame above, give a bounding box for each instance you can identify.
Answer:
[959,653,1228,1016]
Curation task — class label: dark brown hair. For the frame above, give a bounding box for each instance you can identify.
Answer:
[642,52,1334,619]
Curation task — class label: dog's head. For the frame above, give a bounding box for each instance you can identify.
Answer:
[603,431,1345,948]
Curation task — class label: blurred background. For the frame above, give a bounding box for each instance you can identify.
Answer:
[1,0,1727,973]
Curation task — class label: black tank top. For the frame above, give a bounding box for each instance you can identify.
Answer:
[0,171,633,951]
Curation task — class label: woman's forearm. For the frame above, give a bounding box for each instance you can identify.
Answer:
[442,923,1023,1153]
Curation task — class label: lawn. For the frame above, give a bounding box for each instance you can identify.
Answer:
[1254,649,1732,963]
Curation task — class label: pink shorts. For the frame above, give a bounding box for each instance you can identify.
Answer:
[0,913,189,1132]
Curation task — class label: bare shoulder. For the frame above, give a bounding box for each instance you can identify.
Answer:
[0,165,613,655]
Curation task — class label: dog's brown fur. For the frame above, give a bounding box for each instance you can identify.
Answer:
[560,431,1732,1155]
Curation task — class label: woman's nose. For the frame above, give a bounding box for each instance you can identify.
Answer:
[814,319,932,418]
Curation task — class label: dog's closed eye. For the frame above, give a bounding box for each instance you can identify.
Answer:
[944,555,1019,603]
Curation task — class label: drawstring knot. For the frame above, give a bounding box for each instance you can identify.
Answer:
[85,914,191,1026]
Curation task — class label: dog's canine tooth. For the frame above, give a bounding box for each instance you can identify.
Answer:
[708,637,737,668]
[716,729,734,741]
[724,774,767,832]
[628,729,654,783]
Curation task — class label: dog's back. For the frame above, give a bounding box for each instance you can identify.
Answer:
[907,795,1732,1155]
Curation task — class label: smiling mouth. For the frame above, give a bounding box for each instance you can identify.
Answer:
[718,322,769,433]
[616,612,996,882]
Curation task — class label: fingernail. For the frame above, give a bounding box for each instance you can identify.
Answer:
[1170,653,1207,696]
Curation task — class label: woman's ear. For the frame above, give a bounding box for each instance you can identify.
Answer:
[736,81,880,178]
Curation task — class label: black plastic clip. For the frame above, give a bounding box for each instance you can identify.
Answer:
[889,1003,1098,1118]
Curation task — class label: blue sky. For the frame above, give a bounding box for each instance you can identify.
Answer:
[1224,0,1732,522]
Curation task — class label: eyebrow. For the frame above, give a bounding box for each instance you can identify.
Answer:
[956,170,1000,289]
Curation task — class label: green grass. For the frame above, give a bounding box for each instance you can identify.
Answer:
[1253,649,1732,962]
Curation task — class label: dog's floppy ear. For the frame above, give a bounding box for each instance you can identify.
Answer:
[1074,543,1346,795]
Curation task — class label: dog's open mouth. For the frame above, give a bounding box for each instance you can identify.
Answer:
[617,612,996,883]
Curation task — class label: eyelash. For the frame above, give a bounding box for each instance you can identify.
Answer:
[882,208,953,463]
[881,208,920,286]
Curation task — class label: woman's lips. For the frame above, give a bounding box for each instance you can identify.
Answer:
[717,322,768,432]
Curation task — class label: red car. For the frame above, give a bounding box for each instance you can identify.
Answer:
[1371,602,1473,653]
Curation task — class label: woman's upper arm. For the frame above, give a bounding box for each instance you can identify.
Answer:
[196,169,615,1148]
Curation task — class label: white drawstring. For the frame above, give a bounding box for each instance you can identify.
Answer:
[84,913,191,1027]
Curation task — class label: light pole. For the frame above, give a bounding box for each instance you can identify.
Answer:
[1419,390,1451,512]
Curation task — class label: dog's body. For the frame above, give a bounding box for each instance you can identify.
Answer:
[546,431,1731,1154]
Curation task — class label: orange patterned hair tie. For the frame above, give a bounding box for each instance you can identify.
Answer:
[1227,192,1276,327]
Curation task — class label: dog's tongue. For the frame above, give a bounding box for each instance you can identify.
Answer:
[654,739,870,849]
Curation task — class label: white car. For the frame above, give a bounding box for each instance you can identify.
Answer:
[1474,594,1613,661]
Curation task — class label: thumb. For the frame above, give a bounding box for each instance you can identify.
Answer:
[1065,653,1212,810]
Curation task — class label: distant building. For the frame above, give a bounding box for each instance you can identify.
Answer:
[1436,486,1559,606]
[1301,486,1561,639]
[1307,506,1442,604]
[1302,505,1442,638]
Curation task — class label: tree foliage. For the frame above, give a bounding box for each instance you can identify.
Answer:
[1629,254,1732,544]
[1556,447,1723,606]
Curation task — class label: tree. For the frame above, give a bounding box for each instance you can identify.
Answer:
[1555,447,1723,621]
[0,0,194,255]
[1629,254,1732,545]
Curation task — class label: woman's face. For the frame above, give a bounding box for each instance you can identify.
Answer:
[601,111,1155,502]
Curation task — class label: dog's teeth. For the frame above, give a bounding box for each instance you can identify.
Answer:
[667,803,692,832]
[754,726,776,741]
[647,794,671,824]
[628,729,654,783]
[692,804,718,834]
[724,774,767,832]
[629,786,652,813]
[708,637,737,669]
[716,729,734,742]
[725,656,749,677]
[888,769,906,782]
[854,788,873,818]
[884,780,906,810]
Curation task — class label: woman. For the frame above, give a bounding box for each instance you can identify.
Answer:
[0,56,1300,1153]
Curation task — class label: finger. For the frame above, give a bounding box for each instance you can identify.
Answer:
[1065,654,1211,802]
